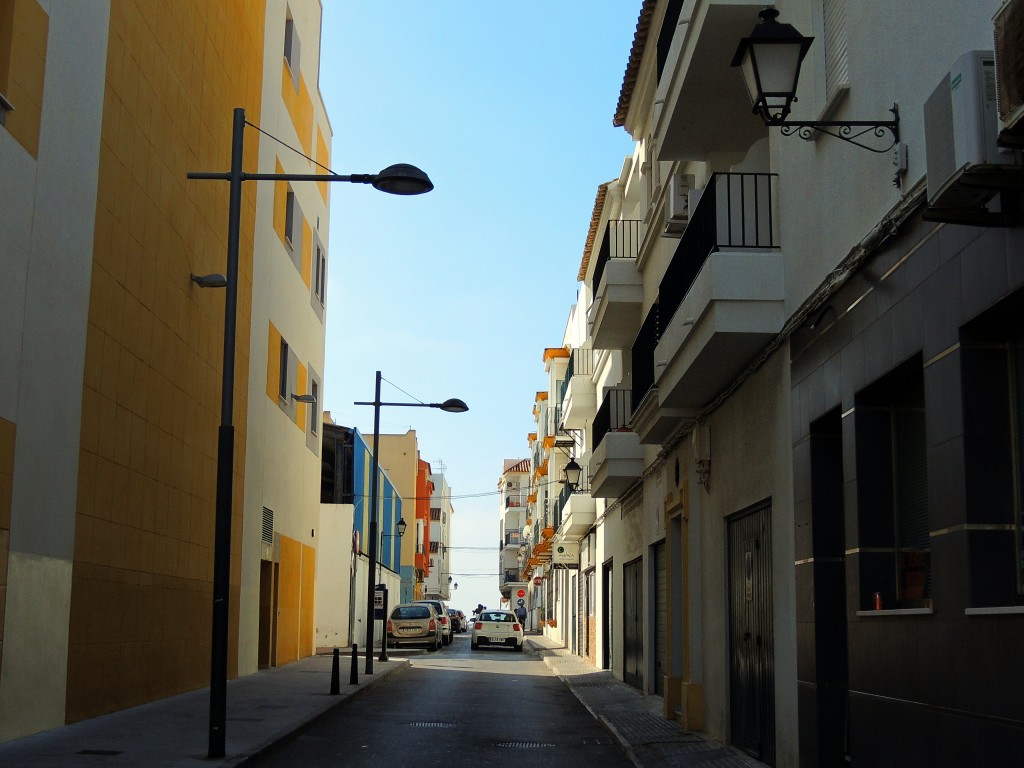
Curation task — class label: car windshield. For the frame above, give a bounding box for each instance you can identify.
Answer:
[392,605,430,619]
[483,612,514,622]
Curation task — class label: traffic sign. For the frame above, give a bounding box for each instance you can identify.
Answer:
[517,598,526,607]
[516,588,526,598]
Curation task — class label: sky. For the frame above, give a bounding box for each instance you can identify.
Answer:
[316,3,639,615]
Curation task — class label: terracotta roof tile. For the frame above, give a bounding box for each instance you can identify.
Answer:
[614,0,657,128]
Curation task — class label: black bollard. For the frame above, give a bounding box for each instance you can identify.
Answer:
[349,643,358,685]
[330,648,340,695]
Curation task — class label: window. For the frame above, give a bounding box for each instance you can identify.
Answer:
[284,189,296,246]
[960,295,1024,605]
[283,14,301,91]
[314,244,326,304]
[430,507,441,521]
[854,356,930,609]
[278,339,289,401]
[310,380,319,435]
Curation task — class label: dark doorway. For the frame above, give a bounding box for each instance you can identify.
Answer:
[623,557,643,690]
[602,561,613,670]
[653,540,667,696]
[728,502,775,765]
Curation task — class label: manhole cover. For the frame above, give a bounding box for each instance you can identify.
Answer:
[409,721,457,728]
[75,750,123,756]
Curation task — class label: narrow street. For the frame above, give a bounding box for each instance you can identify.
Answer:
[250,634,633,768]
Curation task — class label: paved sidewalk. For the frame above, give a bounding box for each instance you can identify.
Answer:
[0,649,407,767]
[525,634,769,768]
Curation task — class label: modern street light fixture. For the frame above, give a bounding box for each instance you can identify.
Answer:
[731,8,899,153]
[355,370,467,675]
[188,107,432,760]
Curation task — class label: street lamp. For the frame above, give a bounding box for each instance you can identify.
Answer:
[731,8,899,153]
[563,458,582,492]
[188,107,432,760]
[355,370,467,675]
[377,516,407,662]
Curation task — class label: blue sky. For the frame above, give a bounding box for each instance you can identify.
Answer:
[317,3,639,614]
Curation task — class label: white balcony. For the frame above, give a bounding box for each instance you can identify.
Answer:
[631,386,696,446]
[657,1,768,161]
[587,220,642,350]
[562,374,596,429]
[657,251,784,409]
[590,430,643,498]
[559,492,596,540]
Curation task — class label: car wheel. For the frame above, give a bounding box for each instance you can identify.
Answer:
[471,640,478,650]
[429,637,438,651]
[515,642,523,652]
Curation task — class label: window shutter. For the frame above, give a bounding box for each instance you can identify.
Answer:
[823,0,849,99]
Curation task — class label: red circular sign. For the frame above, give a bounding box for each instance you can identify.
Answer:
[516,589,526,598]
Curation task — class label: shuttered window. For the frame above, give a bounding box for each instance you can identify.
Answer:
[894,408,930,601]
[823,0,850,100]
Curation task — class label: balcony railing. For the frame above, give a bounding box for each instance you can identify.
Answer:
[502,568,520,584]
[631,303,661,408]
[592,389,633,450]
[504,494,527,508]
[504,530,521,547]
[592,220,642,297]
[559,348,595,405]
[658,172,779,329]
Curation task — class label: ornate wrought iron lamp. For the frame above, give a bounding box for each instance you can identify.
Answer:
[732,8,899,153]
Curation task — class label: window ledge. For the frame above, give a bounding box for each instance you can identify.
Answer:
[964,606,1024,616]
[856,608,933,617]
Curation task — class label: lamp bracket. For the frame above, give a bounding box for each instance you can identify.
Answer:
[767,104,900,154]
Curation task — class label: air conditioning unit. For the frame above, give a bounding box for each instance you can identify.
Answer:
[995,0,1024,139]
[924,49,1014,213]
[662,172,695,235]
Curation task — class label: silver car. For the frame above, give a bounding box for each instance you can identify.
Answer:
[386,603,442,650]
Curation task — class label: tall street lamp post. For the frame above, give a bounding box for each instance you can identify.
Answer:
[187,107,432,760]
[355,370,468,675]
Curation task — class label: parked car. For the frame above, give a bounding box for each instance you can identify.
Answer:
[413,600,452,644]
[471,609,524,651]
[386,603,442,651]
[448,608,467,633]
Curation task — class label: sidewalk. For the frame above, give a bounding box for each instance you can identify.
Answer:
[525,633,770,768]
[0,649,407,767]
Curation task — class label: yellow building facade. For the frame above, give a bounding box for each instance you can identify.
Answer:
[0,0,330,741]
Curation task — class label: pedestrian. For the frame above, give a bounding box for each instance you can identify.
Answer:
[515,604,527,631]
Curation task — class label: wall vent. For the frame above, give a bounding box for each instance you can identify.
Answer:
[261,507,274,544]
[995,0,1024,138]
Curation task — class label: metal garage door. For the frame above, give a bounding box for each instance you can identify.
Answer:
[623,557,643,690]
[653,540,666,696]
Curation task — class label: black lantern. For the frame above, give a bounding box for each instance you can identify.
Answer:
[564,458,582,491]
[731,8,813,123]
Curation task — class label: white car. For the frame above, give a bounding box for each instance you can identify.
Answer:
[471,609,524,651]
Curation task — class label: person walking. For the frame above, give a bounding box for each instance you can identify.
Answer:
[515,603,528,632]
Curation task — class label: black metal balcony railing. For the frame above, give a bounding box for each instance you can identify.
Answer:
[592,389,634,451]
[504,530,521,547]
[559,348,595,405]
[592,219,642,297]
[505,493,527,508]
[659,172,779,329]
[631,303,660,408]
[502,568,520,584]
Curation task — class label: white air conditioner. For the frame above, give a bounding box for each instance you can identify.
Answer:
[662,172,695,235]
[924,49,1013,211]
[995,0,1024,138]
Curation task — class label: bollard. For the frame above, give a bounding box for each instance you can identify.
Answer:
[350,643,358,685]
[330,648,340,695]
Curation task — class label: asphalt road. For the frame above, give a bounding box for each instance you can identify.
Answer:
[250,632,633,767]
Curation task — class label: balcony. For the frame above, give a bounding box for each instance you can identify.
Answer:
[554,472,596,541]
[587,220,643,350]
[560,348,596,429]
[656,173,784,410]
[657,2,769,161]
[630,304,694,445]
[503,529,522,548]
[590,389,643,498]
